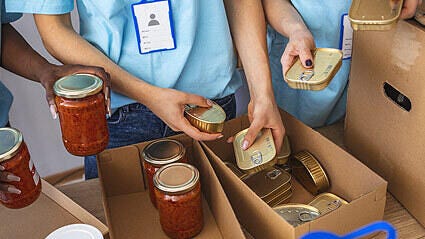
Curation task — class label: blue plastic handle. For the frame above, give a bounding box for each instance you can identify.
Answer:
[301,221,397,239]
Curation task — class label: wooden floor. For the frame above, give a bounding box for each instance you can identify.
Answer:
[55,121,425,238]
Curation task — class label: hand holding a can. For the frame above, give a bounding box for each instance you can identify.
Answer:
[0,166,21,194]
[38,64,111,119]
[280,29,316,76]
[145,88,224,141]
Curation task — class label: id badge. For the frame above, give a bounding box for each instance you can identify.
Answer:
[132,0,176,54]
[339,14,353,60]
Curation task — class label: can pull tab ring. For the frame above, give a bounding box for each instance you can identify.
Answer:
[299,70,314,81]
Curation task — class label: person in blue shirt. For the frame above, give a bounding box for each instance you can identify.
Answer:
[0,1,109,194]
[263,0,421,128]
[7,0,286,179]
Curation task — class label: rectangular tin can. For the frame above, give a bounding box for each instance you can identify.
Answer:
[349,0,403,30]
[233,128,277,175]
[285,48,343,91]
[308,193,348,216]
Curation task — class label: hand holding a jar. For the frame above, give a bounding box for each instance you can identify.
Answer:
[0,166,21,194]
[37,64,111,119]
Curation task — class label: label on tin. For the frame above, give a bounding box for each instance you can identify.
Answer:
[340,14,353,59]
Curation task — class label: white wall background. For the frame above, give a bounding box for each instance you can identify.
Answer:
[1,10,82,177]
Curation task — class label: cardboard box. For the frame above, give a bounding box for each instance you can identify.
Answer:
[0,179,108,238]
[345,19,425,226]
[202,111,387,238]
[97,135,245,239]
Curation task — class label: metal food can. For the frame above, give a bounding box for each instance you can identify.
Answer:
[276,136,291,165]
[184,103,226,133]
[308,193,348,216]
[267,189,293,207]
[243,166,292,205]
[224,161,249,180]
[290,151,330,195]
[285,48,343,91]
[233,128,277,175]
[273,204,321,227]
[349,0,403,30]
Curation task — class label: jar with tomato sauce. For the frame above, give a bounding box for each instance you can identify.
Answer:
[154,163,203,239]
[54,74,109,156]
[142,139,187,207]
[0,128,41,209]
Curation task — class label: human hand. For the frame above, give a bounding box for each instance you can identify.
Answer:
[146,88,224,141]
[239,97,285,152]
[38,64,111,119]
[281,29,316,75]
[0,166,21,194]
[392,0,423,19]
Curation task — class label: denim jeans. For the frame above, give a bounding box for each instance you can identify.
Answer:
[85,94,236,179]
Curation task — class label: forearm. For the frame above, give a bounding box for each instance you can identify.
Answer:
[1,24,53,82]
[262,0,308,38]
[33,13,156,105]
[224,0,274,101]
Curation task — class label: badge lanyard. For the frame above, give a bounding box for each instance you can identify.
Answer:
[131,0,176,54]
[339,13,353,60]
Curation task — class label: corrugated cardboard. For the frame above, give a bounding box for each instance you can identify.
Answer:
[345,19,425,226]
[97,135,245,239]
[202,110,387,238]
[0,179,108,238]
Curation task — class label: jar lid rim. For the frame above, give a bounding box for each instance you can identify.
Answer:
[0,127,23,162]
[153,163,199,194]
[54,73,103,99]
[142,139,185,165]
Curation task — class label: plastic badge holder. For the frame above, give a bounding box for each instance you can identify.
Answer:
[301,221,396,239]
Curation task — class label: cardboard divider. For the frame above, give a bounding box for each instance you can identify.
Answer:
[345,19,425,226]
[202,110,387,238]
[0,179,108,238]
[97,135,244,239]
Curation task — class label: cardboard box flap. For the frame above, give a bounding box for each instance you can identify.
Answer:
[98,145,145,197]
[0,179,108,238]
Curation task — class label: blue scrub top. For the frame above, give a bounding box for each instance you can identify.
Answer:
[0,0,21,127]
[268,1,352,128]
[7,0,242,110]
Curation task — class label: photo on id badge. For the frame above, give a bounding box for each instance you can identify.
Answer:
[132,0,176,54]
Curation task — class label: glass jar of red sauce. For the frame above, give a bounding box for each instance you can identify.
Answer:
[0,128,41,209]
[154,163,203,239]
[142,139,187,207]
[54,74,109,156]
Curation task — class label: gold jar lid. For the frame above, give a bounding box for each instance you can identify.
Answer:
[276,136,291,165]
[233,128,277,175]
[349,0,402,31]
[290,151,330,195]
[243,167,291,200]
[0,127,23,162]
[54,73,103,99]
[273,204,321,227]
[224,161,249,180]
[142,139,186,166]
[308,193,348,216]
[153,163,200,194]
[184,103,226,133]
[285,48,343,91]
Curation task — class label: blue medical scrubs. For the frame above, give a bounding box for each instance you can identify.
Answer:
[268,1,352,128]
[0,0,21,127]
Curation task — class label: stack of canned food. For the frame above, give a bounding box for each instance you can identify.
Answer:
[229,128,348,227]
[141,139,203,239]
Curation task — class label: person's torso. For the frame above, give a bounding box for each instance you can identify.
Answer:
[77,0,240,109]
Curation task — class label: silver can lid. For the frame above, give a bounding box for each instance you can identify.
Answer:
[153,163,199,194]
[0,127,23,162]
[142,139,186,166]
[53,73,103,99]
